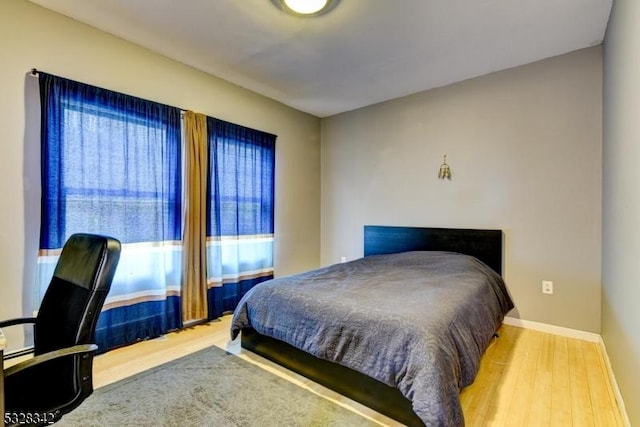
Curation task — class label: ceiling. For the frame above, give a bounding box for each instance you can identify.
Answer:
[28,0,612,118]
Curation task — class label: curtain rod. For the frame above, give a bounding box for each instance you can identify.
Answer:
[27,69,215,120]
[29,67,184,115]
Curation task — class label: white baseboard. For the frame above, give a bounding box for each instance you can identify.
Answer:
[503,316,600,342]
[503,316,631,426]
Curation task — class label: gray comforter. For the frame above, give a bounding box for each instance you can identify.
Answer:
[231,251,514,426]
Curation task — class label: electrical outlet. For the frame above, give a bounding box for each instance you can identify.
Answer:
[340,256,346,263]
[542,280,553,295]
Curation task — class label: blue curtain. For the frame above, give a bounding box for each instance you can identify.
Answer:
[37,73,183,351]
[206,118,276,318]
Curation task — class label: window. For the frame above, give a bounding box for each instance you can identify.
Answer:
[37,73,276,351]
[37,73,182,350]
[205,118,276,318]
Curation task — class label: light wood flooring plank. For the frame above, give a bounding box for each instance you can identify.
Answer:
[550,335,573,427]
[528,331,553,427]
[568,337,596,427]
[581,340,624,426]
[460,325,518,427]
[505,328,543,426]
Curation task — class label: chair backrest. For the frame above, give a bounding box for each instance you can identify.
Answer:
[35,233,121,355]
[3,234,121,422]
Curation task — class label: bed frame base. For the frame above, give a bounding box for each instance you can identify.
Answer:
[241,327,424,426]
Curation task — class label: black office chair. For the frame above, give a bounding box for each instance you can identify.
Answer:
[1,233,121,426]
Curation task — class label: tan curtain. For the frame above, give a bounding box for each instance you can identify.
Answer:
[181,111,208,321]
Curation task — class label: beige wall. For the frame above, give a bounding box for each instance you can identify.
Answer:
[0,0,321,348]
[321,47,603,333]
[603,0,640,422]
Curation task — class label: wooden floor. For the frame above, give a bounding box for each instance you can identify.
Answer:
[93,316,624,427]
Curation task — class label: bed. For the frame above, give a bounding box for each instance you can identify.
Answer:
[230,226,513,426]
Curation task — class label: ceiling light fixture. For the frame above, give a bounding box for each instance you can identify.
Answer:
[273,0,339,16]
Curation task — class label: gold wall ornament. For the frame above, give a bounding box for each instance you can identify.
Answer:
[438,155,452,180]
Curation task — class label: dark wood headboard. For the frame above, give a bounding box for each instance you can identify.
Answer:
[364,225,503,275]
